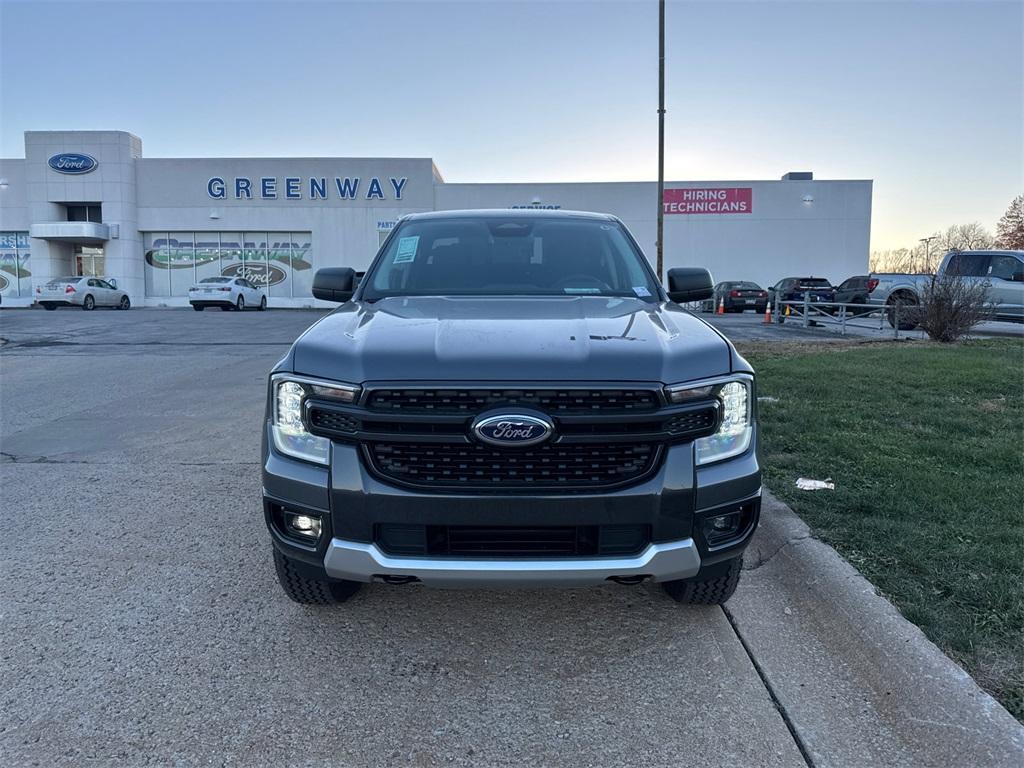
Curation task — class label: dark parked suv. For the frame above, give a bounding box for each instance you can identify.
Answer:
[263,210,760,607]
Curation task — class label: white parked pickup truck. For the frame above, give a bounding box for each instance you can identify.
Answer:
[868,250,1024,329]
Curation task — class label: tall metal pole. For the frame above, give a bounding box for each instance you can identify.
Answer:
[919,236,937,273]
[656,0,665,282]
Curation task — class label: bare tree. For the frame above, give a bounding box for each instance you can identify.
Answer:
[995,195,1024,249]
[938,222,996,252]
[870,247,917,273]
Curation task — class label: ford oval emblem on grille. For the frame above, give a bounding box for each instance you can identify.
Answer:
[472,413,554,447]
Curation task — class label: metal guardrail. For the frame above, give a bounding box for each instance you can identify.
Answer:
[774,293,906,338]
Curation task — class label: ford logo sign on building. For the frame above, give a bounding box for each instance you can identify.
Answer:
[472,413,554,448]
[48,153,98,174]
[220,262,287,287]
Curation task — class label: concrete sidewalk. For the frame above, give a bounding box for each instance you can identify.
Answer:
[731,493,1024,767]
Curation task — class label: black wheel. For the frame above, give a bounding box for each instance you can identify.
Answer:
[887,293,919,330]
[193,304,204,312]
[42,303,57,311]
[236,295,245,311]
[83,295,95,311]
[119,296,131,310]
[258,296,267,311]
[273,548,361,605]
[663,557,742,605]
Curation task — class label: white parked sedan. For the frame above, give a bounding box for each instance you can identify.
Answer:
[36,276,131,310]
[188,277,267,311]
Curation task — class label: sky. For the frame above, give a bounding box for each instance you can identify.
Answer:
[1,0,1021,251]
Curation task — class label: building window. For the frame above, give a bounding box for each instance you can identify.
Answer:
[0,232,32,297]
[143,231,313,298]
[66,204,102,223]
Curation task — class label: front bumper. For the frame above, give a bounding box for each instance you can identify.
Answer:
[263,420,761,587]
[322,537,701,587]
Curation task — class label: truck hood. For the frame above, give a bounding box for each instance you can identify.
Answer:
[290,296,732,384]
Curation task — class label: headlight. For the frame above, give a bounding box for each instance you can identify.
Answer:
[270,375,359,465]
[666,377,753,465]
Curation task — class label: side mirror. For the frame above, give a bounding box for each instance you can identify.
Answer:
[312,267,356,302]
[666,268,714,303]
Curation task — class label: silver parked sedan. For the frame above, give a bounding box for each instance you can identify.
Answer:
[36,277,131,311]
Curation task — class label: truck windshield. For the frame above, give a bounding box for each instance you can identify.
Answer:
[362,217,661,301]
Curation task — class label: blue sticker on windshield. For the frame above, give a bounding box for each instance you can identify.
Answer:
[393,236,419,264]
[633,286,651,297]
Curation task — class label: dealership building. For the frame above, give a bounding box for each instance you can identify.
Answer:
[0,130,872,307]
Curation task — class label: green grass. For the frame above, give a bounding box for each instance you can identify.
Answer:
[741,338,1024,720]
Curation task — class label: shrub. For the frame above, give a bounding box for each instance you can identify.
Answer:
[912,273,993,342]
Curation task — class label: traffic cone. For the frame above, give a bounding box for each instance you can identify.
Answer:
[716,297,725,315]
[784,303,791,317]
[763,301,772,324]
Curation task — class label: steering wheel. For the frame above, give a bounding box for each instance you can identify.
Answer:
[552,274,612,292]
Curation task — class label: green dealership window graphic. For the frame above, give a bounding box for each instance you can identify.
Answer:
[143,231,312,298]
[0,232,31,297]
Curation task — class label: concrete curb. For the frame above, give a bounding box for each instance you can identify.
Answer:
[726,491,1024,767]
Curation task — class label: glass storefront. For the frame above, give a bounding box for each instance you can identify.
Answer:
[143,232,313,297]
[0,232,32,297]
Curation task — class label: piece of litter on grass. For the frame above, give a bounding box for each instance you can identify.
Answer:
[758,396,779,404]
[796,477,835,491]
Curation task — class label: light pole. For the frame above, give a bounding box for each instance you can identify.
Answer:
[656,0,665,282]
[919,236,938,273]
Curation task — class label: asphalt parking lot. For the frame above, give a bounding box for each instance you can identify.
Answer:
[2,308,1021,767]
[0,308,805,767]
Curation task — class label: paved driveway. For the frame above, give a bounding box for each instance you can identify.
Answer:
[3,309,1021,767]
[0,309,805,767]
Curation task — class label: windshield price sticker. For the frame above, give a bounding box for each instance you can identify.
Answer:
[393,236,420,264]
[633,286,651,297]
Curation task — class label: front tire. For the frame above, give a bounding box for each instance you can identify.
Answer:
[193,304,204,311]
[119,296,131,310]
[273,549,361,605]
[663,557,742,605]
[235,295,245,311]
[258,296,267,311]
[83,295,95,311]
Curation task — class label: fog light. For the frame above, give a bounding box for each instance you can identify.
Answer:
[284,512,322,540]
[703,509,743,546]
[711,514,736,532]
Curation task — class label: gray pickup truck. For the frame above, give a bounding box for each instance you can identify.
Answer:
[869,250,1024,328]
[262,210,760,607]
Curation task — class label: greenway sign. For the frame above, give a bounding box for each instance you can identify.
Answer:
[207,175,408,201]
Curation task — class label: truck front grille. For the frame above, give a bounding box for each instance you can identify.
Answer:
[367,442,657,490]
[366,388,659,414]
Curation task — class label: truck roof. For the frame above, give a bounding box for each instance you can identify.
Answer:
[402,209,619,222]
